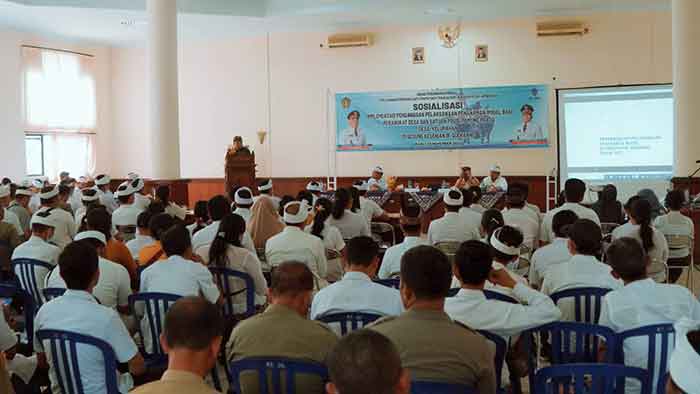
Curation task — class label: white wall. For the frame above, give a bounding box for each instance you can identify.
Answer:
[0,28,113,181]
[107,10,671,179]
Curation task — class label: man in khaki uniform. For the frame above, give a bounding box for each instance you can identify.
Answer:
[227,262,338,394]
[370,245,497,394]
[133,296,223,394]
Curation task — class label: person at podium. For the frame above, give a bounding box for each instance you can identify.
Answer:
[480,164,508,193]
[227,135,251,156]
[454,164,480,189]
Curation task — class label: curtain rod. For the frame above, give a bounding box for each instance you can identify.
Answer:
[21,45,94,58]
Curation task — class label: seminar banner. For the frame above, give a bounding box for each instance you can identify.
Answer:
[336,84,549,151]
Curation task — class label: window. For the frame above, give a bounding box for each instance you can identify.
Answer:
[22,46,97,180]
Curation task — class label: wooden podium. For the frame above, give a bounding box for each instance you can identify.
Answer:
[225,150,257,193]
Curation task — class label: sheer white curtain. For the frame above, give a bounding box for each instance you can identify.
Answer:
[22,46,97,180]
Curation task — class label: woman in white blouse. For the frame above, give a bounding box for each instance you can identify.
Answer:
[199,213,268,314]
[326,188,370,240]
[654,190,694,283]
[305,198,346,282]
[155,185,187,220]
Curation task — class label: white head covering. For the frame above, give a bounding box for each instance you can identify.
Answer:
[353,180,369,191]
[114,180,137,198]
[127,172,140,180]
[94,174,111,186]
[306,181,322,193]
[74,230,106,246]
[32,178,44,189]
[81,188,100,202]
[30,208,57,227]
[235,187,254,205]
[39,185,59,200]
[490,227,522,255]
[669,318,700,393]
[258,179,273,192]
[372,165,384,174]
[0,185,10,199]
[283,201,311,224]
[132,178,145,192]
[459,162,471,170]
[489,164,502,173]
[19,179,32,188]
[443,188,463,207]
[15,187,33,197]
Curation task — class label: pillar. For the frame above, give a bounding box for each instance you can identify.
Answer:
[147,0,180,179]
[673,0,700,177]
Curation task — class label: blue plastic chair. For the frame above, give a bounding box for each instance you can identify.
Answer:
[0,283,36,345]
[128,292,182,366]
[208,266,256,319]
[550,287,611,324]
[534,363,650,394]
[12,258,54,307]
[476,330,508,393]
[616,323,676,394]
[228,357,328,394]
[317,312,383,336]
[374,278,400,289]
[411,381,476,394]
[36,329,120,394]
[42,287,66,301]
[483,290,519,304]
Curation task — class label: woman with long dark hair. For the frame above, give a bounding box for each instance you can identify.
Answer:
[155,185,187,220]
[592,184,624,224]
[612,198,669,282]
[305,198,346,282]
[480,208,505,242]
[199,213,267,312]
[326,188,370,239]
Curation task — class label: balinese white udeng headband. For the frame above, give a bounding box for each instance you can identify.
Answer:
[669,318,700,393]
[74,230,107,246]
[490,228,521,255]
[283,201,311,224]
[15,188,33,197]
[306,181,322,192]
[443,188,463,207]
[235,187,254,205]
[258,180,273,191]
[39,186,59,200]
[81,188,100,202]
[0,185,10,199]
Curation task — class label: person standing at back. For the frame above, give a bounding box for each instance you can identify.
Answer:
[655,190,695,283]
[540,178,600,245]
[599,238,700,394]
[428,189,480,245]
[370,245,496,392]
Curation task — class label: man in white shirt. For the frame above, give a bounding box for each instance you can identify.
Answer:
[45,231,132,314]
[654,190,695,283]
[353,180,389,224]
[125,211,155,261]
[253,179,282,211]
[192,195,255,254]
[12,211,60,302]
[428,189,480,245]
[130,177,152,211]
[599,238,700,394]
[458,186,482,233]
[0,185,23,238]
[502,186,539,251]
[112,180,144,229]
[666,319,700,394]
[34,240,145,394]
[310,236,402,320]
[446,240,561,342]
[306,181,323,206]
[8,187,32,237]
[266,201,328,286]
[94,174,118,214]
[140,224,221,353]
[367,166,388,191]
[508,182,540,224]
[540,178,600,245]
[529,210,577,289]
[542,219,623,321]
[379,205,429,279]
[480,164,508,193]
[32,186,76,250]
[232,187,254,224]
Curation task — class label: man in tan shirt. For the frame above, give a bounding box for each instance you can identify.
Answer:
[370,245,497,394]
[133,296,223,394]
[227,262,338,394]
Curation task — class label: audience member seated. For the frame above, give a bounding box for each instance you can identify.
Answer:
[370,245,496,392]
[193,195,255,254]
[540,179,600,244]
[502,186,539,250]
[637,188,667,221]
[487,226,529,293]
[277,195,295,218]
[353,181,390,224]
[199,213,267,313]
[612,199,669,282]
[666,319,700,394]
[232,187,254,224]
[74,188,102,228]
[325,329,409,394]
[87,207,138,288]
[11,210,60,294]
[94,174,118,213]
[480,209,505,242]
[56,183,75,217]
[326,189,370,239]
[305,198,346,282]
[592,184,624,225]
[227,262,338,394]
[306,181,323,206]
[297,190,314,207]
[0,206,22,252]
[139,213,175,267]
[266,201,328,289]
[378,204,428,279]
[132,297,223,394]
[8,187,32,237]
[155,185,187,221]
[131,177,153,211]
[446,240,561,342]
[541,219,623,320]
[310,236,402,320]
[458,186,483,232]
[112,179,145,230]
[599,238,700,394]
[187,201,209,236]
[1,185,25,241]
[127,211,155,262]
[428,188,480,245]
[33,186,76,250]
[517,182,542,223]
[529,210,577,289]
[654,190,695,283]
[248,195,284,252]
[35,241,145,393]
[468,186,486,214]
[254,179,282,211]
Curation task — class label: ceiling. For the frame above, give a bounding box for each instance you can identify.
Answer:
[0,0,670,45]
